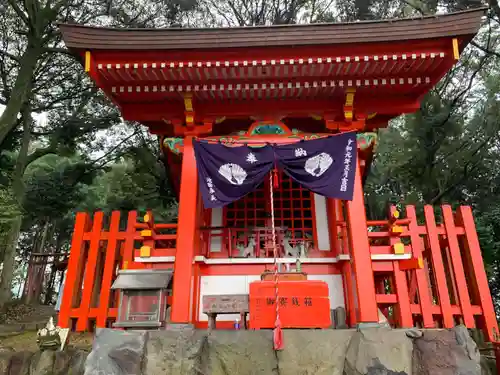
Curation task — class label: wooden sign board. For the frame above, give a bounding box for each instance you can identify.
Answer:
[202,294,249,314]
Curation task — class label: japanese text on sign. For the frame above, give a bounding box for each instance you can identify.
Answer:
[265,296,313,307]
[340,138,354,192]
[206,177,218,202]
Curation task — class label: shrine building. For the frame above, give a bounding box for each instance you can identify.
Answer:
[56,7,500,344]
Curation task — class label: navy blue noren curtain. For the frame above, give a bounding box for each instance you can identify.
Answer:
[193,132,357,208]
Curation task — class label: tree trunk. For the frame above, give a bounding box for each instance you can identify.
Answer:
[0,46,39,146]
[0,105,32,308]
[26,220,50,304]
[44,265,57,305]
[0,216,22,306]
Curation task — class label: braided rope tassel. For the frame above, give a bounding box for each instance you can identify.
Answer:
[270,170,284,350]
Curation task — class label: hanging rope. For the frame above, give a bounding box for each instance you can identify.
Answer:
[270,169,284,350]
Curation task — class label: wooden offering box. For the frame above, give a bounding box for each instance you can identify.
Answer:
[249,280,331,329]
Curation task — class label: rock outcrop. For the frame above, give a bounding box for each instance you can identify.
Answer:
[412,326,481,375]
[277,330,354,375]
[0,347,88,375]
[145,326,208,375]
[0,325,494,375]
[344,326,413,375]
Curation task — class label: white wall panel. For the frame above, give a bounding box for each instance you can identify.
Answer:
[313,194,331,251]
[210,208,223,252]
[306,274,345,309]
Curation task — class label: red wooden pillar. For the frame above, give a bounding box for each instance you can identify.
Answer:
[457,206,499,341]
[122,211,138,269]
[96,211,121,327]
[345,159,378,323]
[442,205,474,327]
[424,206,454,327]
[171,136,199,323]
[406,206,434,328]
[76,212,104,331]
[58,212,90,328]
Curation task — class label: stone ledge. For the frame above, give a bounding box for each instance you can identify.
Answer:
[0,325,492,375]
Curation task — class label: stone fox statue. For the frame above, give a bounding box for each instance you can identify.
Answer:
[236,235,256,257]
[283,232,309,258]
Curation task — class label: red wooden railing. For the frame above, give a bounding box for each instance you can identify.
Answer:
[57,211,177,331]
[59,205,498,344]
[364,205,498,342]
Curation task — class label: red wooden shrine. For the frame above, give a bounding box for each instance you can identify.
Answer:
[57,8,499,344]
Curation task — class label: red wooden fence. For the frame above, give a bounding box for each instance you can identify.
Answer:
[368,205,498,342]
[57,211,177,331]
[58,205,499,344]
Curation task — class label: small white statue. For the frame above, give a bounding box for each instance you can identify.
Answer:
[283,233,300,258]
[236,236,256,257]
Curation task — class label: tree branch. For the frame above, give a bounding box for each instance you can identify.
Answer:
[0,49,20,63]
[42,47,73,57]
[470,41,500,59]
[26,146,58,166]
[489,0,500,22]
[7,0,30,26]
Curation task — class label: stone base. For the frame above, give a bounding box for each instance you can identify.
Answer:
[0,325,492,375]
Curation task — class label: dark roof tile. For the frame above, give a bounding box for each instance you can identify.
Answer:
[59,7,486,51]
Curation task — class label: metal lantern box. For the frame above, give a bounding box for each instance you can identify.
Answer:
[111,269,173,329]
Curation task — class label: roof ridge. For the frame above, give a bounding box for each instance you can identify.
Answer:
[58,6,487,32]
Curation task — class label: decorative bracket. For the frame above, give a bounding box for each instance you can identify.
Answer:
[452,38,460,60]
[184,93,195,128]
[344,88,356,122]
[84,51,91,72]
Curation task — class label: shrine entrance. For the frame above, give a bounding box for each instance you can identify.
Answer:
[224,171,315,245]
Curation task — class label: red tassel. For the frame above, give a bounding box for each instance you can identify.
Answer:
[273,169,279,188]
[273,319,284,350]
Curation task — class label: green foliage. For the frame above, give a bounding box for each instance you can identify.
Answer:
[23,155,92,222]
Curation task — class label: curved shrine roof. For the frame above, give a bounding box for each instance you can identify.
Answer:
[59,8,486,50]
[58,8,486,139]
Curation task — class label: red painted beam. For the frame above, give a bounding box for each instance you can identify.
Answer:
[90,38,454,66]
[120,97,421,122]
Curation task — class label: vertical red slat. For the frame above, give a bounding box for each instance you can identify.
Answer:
[345,159,378,323]
[392,261,413,327]
[389,207,412,327]
[442,205,474,327]
[342,261,357,327]
[424,205,454,327]
[58,212,90,328]
[76,212,104,331]
[191,264,200,324]
[122,211,138,268]
[337,200,356,326]
[406,206,434,328]
[457,206,499,341]
[96,211,121,328]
